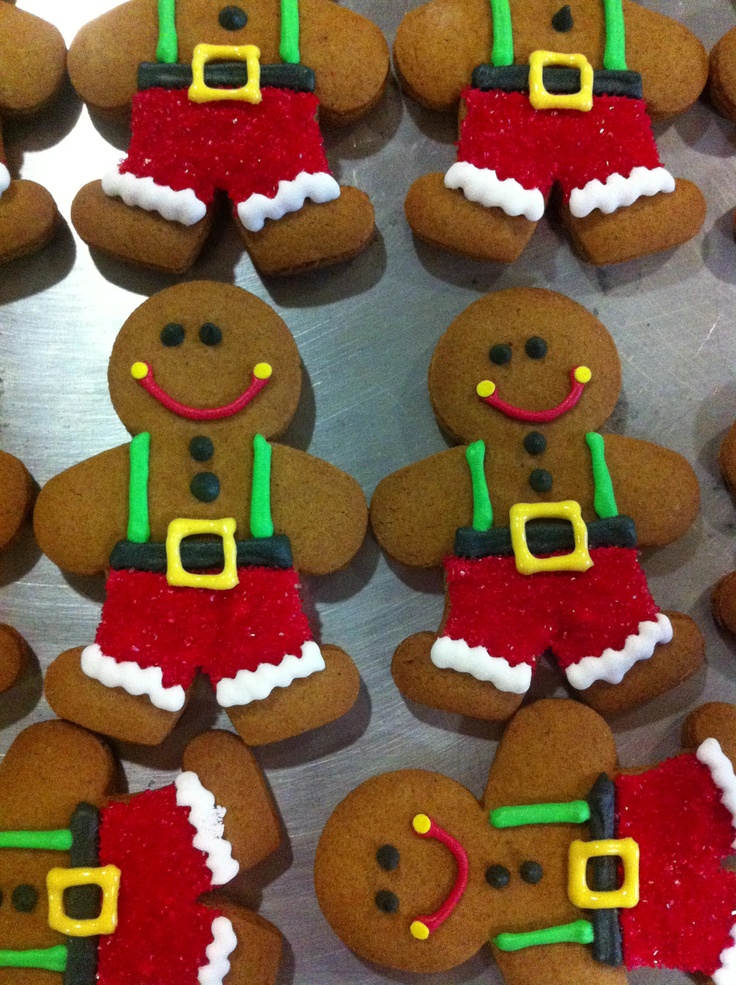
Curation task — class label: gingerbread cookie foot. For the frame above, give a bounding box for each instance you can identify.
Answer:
[0,179,58,264]
[405,173,538,263]
[562,180,706,265]
[683,702,736,765]
[0,625,28,693]
[71,180,214,274]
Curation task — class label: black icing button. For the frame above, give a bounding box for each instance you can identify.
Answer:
[485,864,511,889]
[12,884,38,913]
[219,5,248,30]
[490,343,512,366]
[161,323,185,347]
[376,845,400,872]
[523,432,547,456]
[189,436,214,463]
[520,861,543,885]
[375,890,399,914]
[525,336,548,359]
[200,322,223,346]
[529,469,553,493]
[191,472,221,503]
[552,4,573,32]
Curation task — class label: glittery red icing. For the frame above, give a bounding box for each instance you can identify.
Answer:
[120,86,331,206]
[95,565,314,690]
[616,753,736,976]
[441,547,658,672]
[97,784,221,985]
[456,90,662,200]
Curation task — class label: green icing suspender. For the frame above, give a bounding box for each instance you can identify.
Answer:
[250,433,275,539]
[488,0,627,71]
[155,0,302,66]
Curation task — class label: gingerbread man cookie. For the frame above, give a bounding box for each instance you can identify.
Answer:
[0,1,65,263]
[34,281,367,746]
[371,288,703,721]
[316,698,736,983]
[0,450,33,692]
[396,0,707,266]
[0,720,282,985]
[68,0,389,276]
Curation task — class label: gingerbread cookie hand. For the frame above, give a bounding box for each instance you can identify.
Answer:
[371,289,703,723]
[35,282,366,747]
[316,698,736,984]
[68,0,388,276]
[398,0,706,266]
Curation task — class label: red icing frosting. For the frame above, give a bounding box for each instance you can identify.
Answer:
[97,784,221,985]
[616,753,736,976]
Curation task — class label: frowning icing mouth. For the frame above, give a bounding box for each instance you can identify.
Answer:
[476,366,592,423]
[130,361,272,421]
[409,814,469,940]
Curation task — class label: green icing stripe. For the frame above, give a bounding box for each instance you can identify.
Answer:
[0,945,68,972]
[127,433,151,544]
[0,829,72,850]
[467,441,493,532]
[489,801,590,828]
[586,432,618,520]
[156,0,179,64]
[489,0,514,67]
[495,920,594,952]
[280,0,301,64]
[602,0,627,70]
[250,435,274,540]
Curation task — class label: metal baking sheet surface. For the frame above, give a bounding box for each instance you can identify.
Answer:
[2,2,736,983]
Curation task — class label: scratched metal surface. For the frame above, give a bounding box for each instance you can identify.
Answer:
[0,0,735,982]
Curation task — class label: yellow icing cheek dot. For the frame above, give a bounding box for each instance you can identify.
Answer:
[574,366,592,384]
[477,380,496,399]
[131,362,149,380]
[254,362,272,380]
[412,814,431,835]
[410,920,430,941]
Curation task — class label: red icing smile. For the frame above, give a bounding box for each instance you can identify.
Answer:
[476,366,592,423]
[409,814,469,940]
[130,360,272,421]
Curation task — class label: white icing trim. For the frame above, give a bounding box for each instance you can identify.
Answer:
[80,643,186,712]
[445,161,545,222]
[216,640,325,707]
[700,739,736,984]
[237,171,340,232]
[175,771,239,886]
[564,613,672,690]
[0,163,10,200]
[198,916,238,985]
[101,166,207,225]
[569,165,675,218]
[430,636,533,694]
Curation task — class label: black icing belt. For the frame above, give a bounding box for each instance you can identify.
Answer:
[137,61,316,93]
[470,64,643,100]
[453,515,637,560]
[65,803,101,985]
[109,534,294,572]
[586,774,623,968]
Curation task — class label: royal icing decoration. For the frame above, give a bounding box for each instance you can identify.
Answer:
[174,772,239,886]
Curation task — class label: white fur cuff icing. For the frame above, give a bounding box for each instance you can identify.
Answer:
[0,163,10,199]
[569,166,675,218]
[430,636,533,694]
[175,771,239,886]
[216,640,325,707]
[81,644,186,711]
[237,171,340,232]
[102,166,208,225]
[445,161,545,222]
[564,613,672,690]
[198,916,238,985]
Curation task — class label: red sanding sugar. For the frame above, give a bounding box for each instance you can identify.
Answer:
[97,785,220,985]
[616,753,736,975]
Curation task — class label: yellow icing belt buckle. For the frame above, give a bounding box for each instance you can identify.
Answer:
[47,866,121,936]
[166,517,239,590]
[189,43,262,104]
[568,838,639,909]
[528,50,594,112]
[509,501,593,575]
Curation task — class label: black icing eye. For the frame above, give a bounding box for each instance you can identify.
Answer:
[485,864,511,889]
[200,323,223,346]
[376,845,400,872]
[161,323,185,347]
[219,5,248,30]
[552,4,573,32]
[525,336,548,359]
[489,344,512,366]
[12,884,38,913]
[520,861,543,884]
[375,890,399,914]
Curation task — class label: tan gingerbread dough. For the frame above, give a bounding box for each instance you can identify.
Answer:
[0,450,33,692]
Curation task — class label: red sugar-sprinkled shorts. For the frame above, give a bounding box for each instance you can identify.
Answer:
[97,785,223,985]
[616,752,736,976]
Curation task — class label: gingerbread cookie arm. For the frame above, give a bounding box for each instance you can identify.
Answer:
[0,3,66,115]
[68,0,158,113]
[710,28,736,124]
[601,434,699,547]
[495,947,628,985]
[0,450,32,550]
[33,444,130,575]
[270,444,367,576]
[207,903,282,985]
[370,446,471,568]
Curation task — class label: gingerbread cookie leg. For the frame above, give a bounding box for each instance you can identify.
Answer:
[0,123,58,263]
[211,903,282,985]
[0,625,28,693]
[683,702,736,765]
